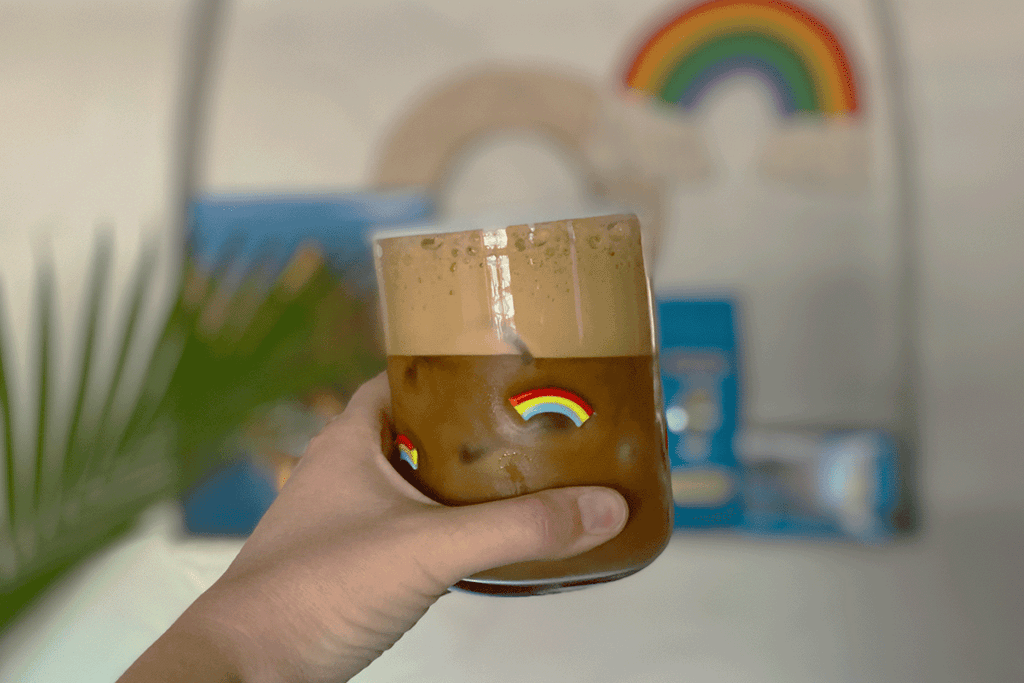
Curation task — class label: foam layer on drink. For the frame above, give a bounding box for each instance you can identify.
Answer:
[375,214,654,358]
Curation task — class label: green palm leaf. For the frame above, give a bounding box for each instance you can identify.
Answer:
[74,240,158,494]
[32,259,53,517]
[0,282,20,564]
[55,232,112,505]
[1,223,386,631]
[1,234,179,629]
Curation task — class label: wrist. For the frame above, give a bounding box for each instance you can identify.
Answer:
[120,575,297,683]
[118,602,248,683]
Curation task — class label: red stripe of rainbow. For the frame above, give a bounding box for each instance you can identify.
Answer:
[509,387,594,427]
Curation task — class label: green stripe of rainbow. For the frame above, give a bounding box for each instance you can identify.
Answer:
[509,387,594,427]
[623,0,859,116]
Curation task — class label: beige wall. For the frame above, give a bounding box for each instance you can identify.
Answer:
[1,0,1021,511]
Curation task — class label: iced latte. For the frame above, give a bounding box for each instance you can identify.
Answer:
[374,214,672,595]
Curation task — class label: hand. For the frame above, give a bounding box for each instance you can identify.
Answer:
[120,373,629,682]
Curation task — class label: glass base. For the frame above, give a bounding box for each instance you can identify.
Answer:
[451,565,644,597]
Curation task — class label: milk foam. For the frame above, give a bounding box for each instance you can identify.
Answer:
[375,214,654,358]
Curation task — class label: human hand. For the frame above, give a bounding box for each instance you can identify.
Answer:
[120,372,629,682]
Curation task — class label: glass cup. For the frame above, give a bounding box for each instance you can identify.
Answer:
[373,213,673,595]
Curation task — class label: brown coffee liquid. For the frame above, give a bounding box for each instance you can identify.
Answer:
[387,354,673,595]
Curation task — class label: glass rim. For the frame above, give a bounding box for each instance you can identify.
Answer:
[370,201,638,244]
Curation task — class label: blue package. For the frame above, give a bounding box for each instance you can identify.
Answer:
[737,428,902,544]
[181,190,434,536]
[657,298,744,528]
[182,456,278,536]
[188,190,434,288]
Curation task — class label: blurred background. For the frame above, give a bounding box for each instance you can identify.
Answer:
[1,0,1022,680]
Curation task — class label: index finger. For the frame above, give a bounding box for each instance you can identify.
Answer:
[332,371,392,435]
[302,372,440,508]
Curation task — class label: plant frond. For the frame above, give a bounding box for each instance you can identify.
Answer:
[32,256,54,515]
[59,231,114,498]
[0,280,19,553]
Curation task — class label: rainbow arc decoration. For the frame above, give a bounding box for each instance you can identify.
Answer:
[396,434,419,469]
[509,387,594,427]
[623,0,859,116]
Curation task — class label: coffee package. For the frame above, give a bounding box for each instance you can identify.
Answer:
[657,298,744,528]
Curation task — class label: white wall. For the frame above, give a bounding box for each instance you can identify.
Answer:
[1,0,1021,513]
[900,0,1024,510]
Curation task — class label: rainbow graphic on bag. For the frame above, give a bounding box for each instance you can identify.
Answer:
[623,0,859,116]
[509,388,594,427]
[396,434,419,469]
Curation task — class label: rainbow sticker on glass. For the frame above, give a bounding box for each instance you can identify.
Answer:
[396,434,419,469]
[509,388,594,427]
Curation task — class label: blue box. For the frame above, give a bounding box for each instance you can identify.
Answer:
[656,297,908,543]
[188,190,434,286]
[657,298,744,528]
[737,428,903,544]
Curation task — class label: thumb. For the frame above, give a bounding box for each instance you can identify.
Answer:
[421,487,629,586]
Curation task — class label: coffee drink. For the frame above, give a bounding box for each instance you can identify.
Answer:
[375,214,672,594]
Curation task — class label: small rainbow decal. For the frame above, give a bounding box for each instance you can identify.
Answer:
[396,434,419,469]
[623,0,859,116]
[509,387,594,427]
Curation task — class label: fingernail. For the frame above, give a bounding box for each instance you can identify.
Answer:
[577,491,626,533]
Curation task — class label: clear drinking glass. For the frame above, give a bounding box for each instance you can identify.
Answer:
[374,212,673,595]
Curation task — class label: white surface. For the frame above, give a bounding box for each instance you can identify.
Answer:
[0,504,244,680]
[2,501,1021,682]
